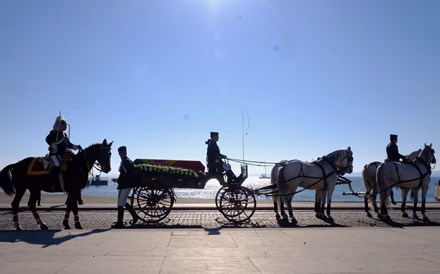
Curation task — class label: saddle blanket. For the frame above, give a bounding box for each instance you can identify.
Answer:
[27,157,51,176]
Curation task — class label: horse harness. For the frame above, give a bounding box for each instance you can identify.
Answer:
[277,157,337,196]
[392,159,432,190]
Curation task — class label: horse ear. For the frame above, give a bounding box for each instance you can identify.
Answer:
[348,146,351,151]
[109,141,113,147]
[103,139,108,145]
[429,143,432,148]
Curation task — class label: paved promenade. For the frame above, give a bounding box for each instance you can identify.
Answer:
[1,194,440,273]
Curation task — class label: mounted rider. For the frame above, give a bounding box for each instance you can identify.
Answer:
[45,115,81,192]
[386,134,407,162]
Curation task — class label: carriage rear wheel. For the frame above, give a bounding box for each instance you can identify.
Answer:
[131,183,174,223]
[215,185,256,223]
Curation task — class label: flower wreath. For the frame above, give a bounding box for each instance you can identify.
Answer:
[134,163,200,179]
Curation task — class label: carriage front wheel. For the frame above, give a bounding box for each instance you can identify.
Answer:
[215,185,256,223]
[131,183,174,223]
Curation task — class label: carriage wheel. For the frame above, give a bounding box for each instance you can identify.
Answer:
[131,184,174,223]
[215,185,256,223]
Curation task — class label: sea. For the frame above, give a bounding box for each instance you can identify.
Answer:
[79,175,440,203]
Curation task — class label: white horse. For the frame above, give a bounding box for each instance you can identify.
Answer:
[362,149,421,218]
[377,144,436,221]
[276,147,353,224]
[269,160,293,220]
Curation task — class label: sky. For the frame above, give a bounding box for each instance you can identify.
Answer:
[0,0,439,176]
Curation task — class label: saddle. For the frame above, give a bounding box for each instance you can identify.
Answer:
[27,152,74,176]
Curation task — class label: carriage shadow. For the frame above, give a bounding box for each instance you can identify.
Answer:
[0,228,110,247]
[381,218,440,228]
[276,219,348,228]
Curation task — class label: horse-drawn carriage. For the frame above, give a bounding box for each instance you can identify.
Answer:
[129,159,256,223]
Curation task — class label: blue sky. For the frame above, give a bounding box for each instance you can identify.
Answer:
[0,0,439,176]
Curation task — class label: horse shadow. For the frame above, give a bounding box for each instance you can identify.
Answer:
[0,228,110,248]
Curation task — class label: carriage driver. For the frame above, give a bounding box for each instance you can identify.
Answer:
[386,134,407,162]
[46,115,81,192]
[112,146,139,228]
[206,132,227,173]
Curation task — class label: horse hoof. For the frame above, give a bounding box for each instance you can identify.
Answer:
[16,226,23,231]
[391,201,397,205]
[413,214,419,220]
[402,212,409,218]
[75,222,83,229]
[380,215,390,221]
[63,220,71,229]
[327,216,334,224]
[275,214,281,220]
[423,216,430,222]
[366,213,372,218]
[40,223,49,230]
[291,218,297,225]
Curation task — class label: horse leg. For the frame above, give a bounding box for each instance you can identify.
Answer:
[371,188,380,218]
[379,189,391,221]
[11,188,26,230]
[28,191,48,230]
[280,199,288,221]
[282,195,296,224]
[364,194,372,218]
[390,189,397,205]
[273,198,281,220]
[421,188,429,222]
[412,189,419,220]
[314,190,324,220]
[401,188,409,218]
[325,188,334,223]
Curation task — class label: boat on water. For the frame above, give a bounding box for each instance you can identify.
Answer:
[259,174,270,179]
[259,163,270,179]
[88,175,108,186]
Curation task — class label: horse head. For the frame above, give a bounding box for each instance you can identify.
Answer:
[95,139,113,173]
[419,143,436,167]
[336,147,353,175]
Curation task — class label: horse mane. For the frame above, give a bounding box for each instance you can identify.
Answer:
[325,149,347,160]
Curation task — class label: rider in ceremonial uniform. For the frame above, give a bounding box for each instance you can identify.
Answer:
[206,131,227,175]
[112,146,139,228]
[45,115,81,192]
[386,134,406,162]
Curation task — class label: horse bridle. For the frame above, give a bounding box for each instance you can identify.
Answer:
[85,144,111,173]
[335,150,353,175]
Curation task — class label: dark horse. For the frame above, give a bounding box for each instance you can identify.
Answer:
[0,139,112,230]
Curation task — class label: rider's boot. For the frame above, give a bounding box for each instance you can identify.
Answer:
[58,172,66,193]
[49,167,59,192]
[125,203,139,225]
[112,206,124,228]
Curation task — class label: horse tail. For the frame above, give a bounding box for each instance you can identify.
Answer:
[0,164,15,195]
[270,164,280,203]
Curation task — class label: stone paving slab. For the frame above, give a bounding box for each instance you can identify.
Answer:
[1,227,440,273]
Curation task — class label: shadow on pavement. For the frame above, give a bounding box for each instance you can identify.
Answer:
[0,228,110,247]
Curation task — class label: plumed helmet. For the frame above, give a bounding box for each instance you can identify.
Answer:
[53,115,67,130]
[210,131,219,138]
[390,134,398,140]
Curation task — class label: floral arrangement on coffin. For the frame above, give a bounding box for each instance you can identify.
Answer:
[134,163,200,179]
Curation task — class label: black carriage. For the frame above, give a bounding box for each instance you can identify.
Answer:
[129,159,256,223]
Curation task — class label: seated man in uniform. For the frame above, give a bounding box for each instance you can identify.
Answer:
[386,134,406,162]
